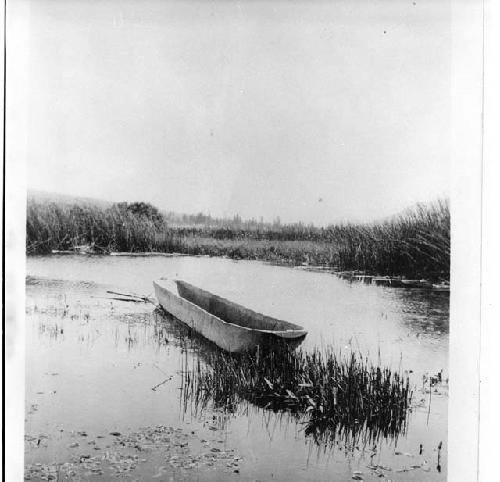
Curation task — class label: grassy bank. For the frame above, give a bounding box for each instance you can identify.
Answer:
[26,197,449,280]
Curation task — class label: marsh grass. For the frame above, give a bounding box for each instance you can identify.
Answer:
[180,343,412,447]
[151,310,411,447]
[27,197,449,280]
[26,200,178,254]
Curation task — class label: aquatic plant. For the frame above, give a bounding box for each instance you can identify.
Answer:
[180,343,412,447]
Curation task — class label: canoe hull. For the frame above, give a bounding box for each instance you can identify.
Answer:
[153,280,306,353]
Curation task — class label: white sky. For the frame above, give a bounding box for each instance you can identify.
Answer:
[23,0,451,224]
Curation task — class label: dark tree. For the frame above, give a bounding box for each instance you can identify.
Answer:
[123,202,165,227]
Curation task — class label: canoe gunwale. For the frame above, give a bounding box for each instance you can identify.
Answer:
[175,279,305,334]
[153,279,307,339]
[153,280,254,334]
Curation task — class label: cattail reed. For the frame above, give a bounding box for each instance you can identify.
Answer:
[27,196,449,281]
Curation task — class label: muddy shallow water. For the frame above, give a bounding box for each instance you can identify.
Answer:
[25,255,449,481]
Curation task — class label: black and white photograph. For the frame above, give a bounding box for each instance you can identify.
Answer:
[3,1,490,481]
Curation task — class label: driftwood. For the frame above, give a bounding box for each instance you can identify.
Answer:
[109,252,189,257]
[106,290,154,303]
[151,376,173,391]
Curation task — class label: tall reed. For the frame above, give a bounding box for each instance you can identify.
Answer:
[26,197,449,280]
[181,344,411,447]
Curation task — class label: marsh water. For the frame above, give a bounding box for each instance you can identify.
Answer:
[25,255,449,481]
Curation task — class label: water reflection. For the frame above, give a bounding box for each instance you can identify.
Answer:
[391,289,449,335]
[147,309,410,453]
[28,284,415,454]
[26,258,449,480]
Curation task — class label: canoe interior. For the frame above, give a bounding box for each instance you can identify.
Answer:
[175,280,304,333]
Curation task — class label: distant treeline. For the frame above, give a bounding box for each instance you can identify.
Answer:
[163,210,291,231]
[26,197,450,281]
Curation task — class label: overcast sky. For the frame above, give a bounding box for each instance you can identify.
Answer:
[23,0,451,225]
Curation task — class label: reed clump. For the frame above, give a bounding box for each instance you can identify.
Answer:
[26,195,449,280]
[26,200,177,254]
[182,345,411,444]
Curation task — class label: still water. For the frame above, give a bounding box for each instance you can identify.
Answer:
[25,255,449,481]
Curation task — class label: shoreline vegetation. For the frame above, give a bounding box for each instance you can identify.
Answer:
[26,195,450,282]
[181,344,412,446]
[151,308,413,447]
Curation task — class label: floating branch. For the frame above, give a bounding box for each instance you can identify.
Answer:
[106,290,154,304]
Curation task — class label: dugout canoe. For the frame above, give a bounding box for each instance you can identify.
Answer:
[153,279,307,353]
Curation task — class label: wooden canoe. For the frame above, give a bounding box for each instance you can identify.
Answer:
[153,279,307,353]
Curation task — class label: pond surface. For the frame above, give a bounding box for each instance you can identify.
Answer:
[25,255,449,481]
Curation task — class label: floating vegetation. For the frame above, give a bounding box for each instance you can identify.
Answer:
[181,344,412,449]
[114,425,242,473]
[25,425,243,480]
